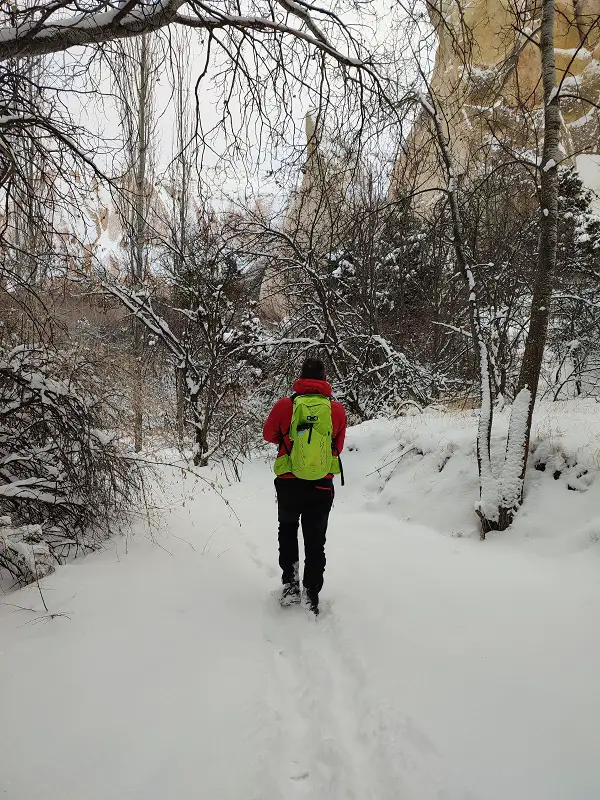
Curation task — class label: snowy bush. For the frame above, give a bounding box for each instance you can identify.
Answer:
[0,342,143,586]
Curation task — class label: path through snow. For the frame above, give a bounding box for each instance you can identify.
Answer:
[1,434,599,799]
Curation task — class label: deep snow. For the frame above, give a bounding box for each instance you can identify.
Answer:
[1,404,600,799]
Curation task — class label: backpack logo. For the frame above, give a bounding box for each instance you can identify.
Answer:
[306,415,318,421]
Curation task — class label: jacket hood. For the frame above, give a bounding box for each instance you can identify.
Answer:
[293,378,332,397]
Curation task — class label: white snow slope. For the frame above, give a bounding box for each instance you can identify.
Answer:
[1,403,600,800]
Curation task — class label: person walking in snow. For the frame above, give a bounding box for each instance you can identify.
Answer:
[263,358,347,615]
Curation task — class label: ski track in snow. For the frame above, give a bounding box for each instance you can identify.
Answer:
[235,480,474,800]
[249,545,399,800]
[262,603,391,800]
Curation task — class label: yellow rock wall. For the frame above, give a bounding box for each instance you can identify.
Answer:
[393,0,600,195]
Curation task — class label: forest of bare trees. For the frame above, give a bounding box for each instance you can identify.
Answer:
[2,0,600,586]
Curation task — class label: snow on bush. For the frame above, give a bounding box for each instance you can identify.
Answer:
[0,516,53,583]
[0,343,143,586]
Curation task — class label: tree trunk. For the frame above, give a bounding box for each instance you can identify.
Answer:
[115,33,156,452]
[423,95,496,537]
[176,367,185,442]
[133,320,143,452]
[190,393,208,466]
[170,29,193,444]
[496,0,560,525]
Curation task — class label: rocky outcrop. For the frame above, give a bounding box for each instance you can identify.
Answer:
[0,169,178,280]
[392,0,600,196]
[258,113,348,320]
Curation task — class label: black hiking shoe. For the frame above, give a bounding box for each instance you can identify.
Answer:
[302,588,319,616]
[279,582,301,607]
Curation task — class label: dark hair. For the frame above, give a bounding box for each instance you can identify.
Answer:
[300,357,326,380]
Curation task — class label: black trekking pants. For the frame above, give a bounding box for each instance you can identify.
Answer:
[275,477,334,594]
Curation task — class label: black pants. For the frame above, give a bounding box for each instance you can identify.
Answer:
[275,477,334,594]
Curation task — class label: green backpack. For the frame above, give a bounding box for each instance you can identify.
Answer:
[274,394,341,480]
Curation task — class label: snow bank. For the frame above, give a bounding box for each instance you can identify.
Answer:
[347,398,600,555]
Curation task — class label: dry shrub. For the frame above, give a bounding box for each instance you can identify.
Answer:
[0,341,144,586]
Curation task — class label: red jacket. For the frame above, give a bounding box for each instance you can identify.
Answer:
[263,378,347,478]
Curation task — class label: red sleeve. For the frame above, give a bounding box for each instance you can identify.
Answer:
[263,398,292,444]
[332,402,347,453]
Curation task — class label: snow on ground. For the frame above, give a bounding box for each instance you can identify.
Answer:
[359,398,600,555]
[1,400,600,799]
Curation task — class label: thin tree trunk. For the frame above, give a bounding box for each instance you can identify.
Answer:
[127,33,154,452]
[190,392,207,466]
[133,321,144,451]
[176,367,185,441]
[422,94,497,536]
[517,0,560,406]
[497,0,560,525]
[169,29,193,442]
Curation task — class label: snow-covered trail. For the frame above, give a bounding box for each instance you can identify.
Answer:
[1,440,600,800]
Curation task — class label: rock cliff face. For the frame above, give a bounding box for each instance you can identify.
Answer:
[393,0,600,195]
[1,172,183,279]
[1,175,190,338]
[258,114,347,321]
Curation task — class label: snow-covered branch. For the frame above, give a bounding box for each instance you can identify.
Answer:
[0,0,367,71]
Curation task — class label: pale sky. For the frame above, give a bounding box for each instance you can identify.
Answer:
[68,0,411,207]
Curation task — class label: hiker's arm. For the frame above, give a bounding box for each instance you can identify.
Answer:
[334,405,347,453]
[263,399,288,444]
